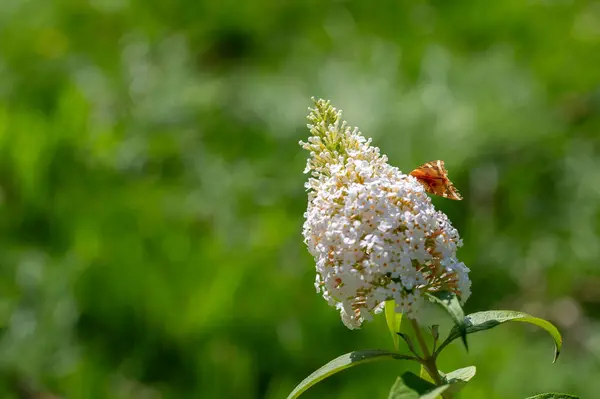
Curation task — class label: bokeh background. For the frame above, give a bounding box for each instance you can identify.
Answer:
[1,1,600,398]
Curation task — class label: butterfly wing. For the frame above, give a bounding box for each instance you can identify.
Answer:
[409,160,443,179]
[409,160,462,200]
[440,180,462,201]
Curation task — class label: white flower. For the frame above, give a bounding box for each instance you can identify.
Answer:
[300,98,471,329]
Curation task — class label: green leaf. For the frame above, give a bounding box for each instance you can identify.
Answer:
[388,372,449,399]
[442,366,476,394]
[386,300,403,351]
[287,350,414,399]
[420,385,450,399]
[419,364,435,385]
[426,291,468,351]
[401,371,437,394]
[525,393,580,399]
[435,310,562,362]
[388,377,419,399]
[389,376,418,399]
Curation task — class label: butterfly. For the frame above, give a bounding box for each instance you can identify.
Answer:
[409,160,462,200]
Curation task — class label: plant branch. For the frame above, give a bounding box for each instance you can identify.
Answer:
[411,319,431,359]
[410,319,451,399]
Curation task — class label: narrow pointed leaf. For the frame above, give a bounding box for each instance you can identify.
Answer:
[420,385,450,399]
[426,292,468,351]
[435,310,562,362]
[388,376,418,399]
[442,366,476,394]
[386,300,403,351]
[287,350,414,399]
[388,372,449,399]
[401,371,437,393]
[525,393,579,399]
[397,332,418,354]
[444,365,476,383]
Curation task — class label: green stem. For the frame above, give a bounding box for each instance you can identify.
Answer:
[411,319,431,358]
[410,319,452,399]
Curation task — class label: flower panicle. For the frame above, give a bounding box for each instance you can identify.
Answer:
[300,98,382,180]
[301,98,471,330]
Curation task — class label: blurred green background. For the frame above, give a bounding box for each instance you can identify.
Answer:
[1,0,600,398]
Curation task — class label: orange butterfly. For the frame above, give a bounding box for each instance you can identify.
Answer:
[409,160,462,200]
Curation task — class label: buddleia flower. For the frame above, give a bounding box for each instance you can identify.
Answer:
[300,98,471,329]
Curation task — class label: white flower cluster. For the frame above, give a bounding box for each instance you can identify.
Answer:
[301,99,471,329]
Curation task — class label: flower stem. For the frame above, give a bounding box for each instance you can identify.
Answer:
[411,319,431,358]
[410,319,452,399]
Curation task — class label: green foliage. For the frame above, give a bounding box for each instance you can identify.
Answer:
[0,0,599,398]
[287,350,414,399]
[288,303,561,397]
[441,366,476,394]
[436,311,562,363]
[385,300,403,351]
[388,373,449,399]
[419,364,435,385]
[426,292,468,351]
